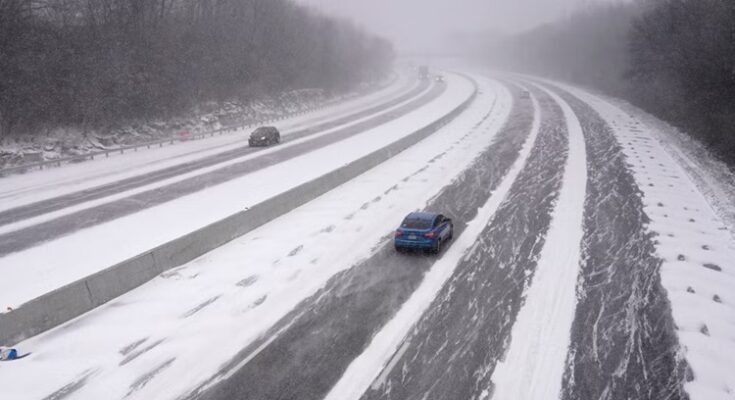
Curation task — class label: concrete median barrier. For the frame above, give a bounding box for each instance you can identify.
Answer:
[0,75,477,346]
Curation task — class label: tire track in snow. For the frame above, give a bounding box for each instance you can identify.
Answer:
[549,87,689,400]
[356,85,567,400]
[489,82,587,400]
[41,369,99,400]
[189,81,526,400]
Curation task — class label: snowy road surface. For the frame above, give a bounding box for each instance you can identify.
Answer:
[1,70,733,400]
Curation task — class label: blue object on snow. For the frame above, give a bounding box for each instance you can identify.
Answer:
[0,348,18,360]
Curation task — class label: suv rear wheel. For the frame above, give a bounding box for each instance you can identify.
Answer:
[431,239,442,254]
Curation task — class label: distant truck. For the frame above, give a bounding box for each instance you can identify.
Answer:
[418,66,429,81]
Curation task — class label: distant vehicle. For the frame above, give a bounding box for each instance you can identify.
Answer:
[434,75,445,83]
[394,212,454,254]
[249,126,280,147]
[520,90,531,99]
[418,65,430,81]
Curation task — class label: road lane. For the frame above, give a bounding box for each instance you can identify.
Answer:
[489,82,587,399]
[324,82,542,400]
[551,85,689,400]
[359,84,568,400]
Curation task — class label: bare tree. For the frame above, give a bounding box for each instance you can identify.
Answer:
[0,0,395,138]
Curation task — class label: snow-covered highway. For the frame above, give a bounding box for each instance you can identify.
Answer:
[0,69,733,400]
[0,73,467,312]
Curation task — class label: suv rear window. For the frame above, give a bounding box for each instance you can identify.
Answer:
[252,128,270,137]
[401,218,432,229]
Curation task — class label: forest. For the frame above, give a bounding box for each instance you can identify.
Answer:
[487,0,735,165]
[0,0,394,138]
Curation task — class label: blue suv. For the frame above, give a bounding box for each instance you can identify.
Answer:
[394,212,454,254]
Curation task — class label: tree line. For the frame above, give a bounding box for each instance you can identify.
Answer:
[484,0,735,166]
[0,0,394,137]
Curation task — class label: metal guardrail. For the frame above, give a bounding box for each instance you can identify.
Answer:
[0,110,314,176]
[0,74,402,177]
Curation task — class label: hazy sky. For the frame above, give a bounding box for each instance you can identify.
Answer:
[294,0,612,53]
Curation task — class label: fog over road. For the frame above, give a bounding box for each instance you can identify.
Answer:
[3,0,734,397]
[1,71,733,400]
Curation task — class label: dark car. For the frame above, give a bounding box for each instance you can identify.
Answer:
[394,212,454,254]
[434,75,445,83]
[249,126,280,147]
